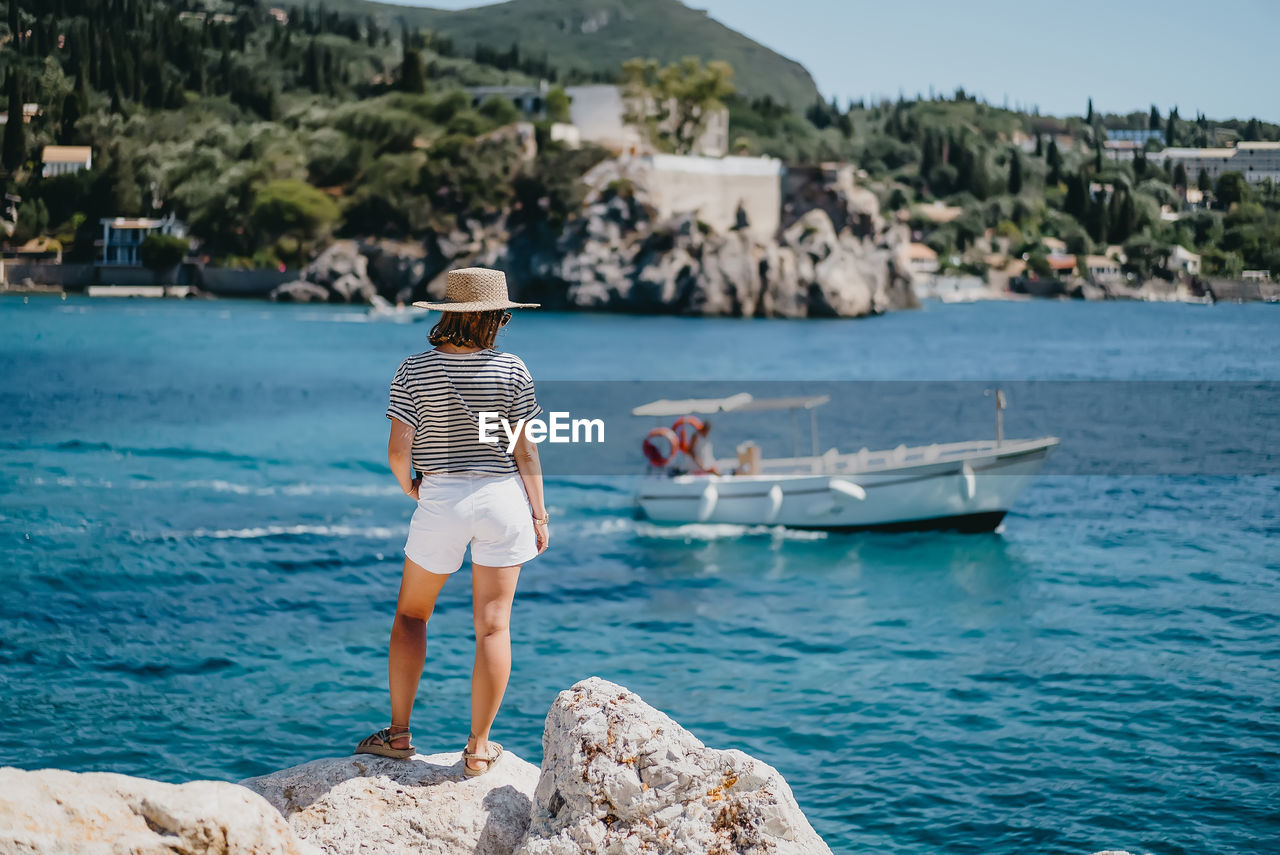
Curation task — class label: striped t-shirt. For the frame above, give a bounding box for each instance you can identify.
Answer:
[386,348,542,475]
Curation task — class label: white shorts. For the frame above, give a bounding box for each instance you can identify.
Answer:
[404,473,539,574]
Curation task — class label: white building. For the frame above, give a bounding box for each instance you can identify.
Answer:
[640,154,782,241]
[99,214,187,266]
[41,145,92,178]
[1166,245,1201,276]
[1158,142,1280,185]
[1233,142,1280,183]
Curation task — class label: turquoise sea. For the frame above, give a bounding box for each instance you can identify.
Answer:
[2,296,1278,854]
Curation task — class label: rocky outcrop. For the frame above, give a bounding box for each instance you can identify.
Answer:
[540,187,915,318]
[0,766,310,854]
[279,155,915,318]
[241,752,540,855]
[517,677,832,855]
[270,241,377,303]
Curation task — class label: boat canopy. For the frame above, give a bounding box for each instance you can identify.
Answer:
[631,393,830,417]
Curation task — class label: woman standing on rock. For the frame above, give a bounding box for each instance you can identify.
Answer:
[355,268,549,777]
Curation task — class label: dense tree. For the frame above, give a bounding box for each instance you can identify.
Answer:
[251,179,340,264]
[621,56,735,155]
[545,86,571,123]
[1215,172,1249,207]
[139,233,190,273]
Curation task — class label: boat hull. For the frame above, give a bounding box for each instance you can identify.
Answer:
[634,439,1056,532]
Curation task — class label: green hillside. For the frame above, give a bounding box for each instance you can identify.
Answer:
[321,0,821,107]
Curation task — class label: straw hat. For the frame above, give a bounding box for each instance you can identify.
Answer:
[413,267,539,311]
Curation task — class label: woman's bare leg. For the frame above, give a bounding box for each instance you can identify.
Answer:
[467,562,522,769]
[385,556,450,749]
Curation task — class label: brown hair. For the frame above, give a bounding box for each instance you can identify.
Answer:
[427,310,510,349]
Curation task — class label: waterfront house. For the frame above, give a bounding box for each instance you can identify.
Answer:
[1083,254,1123,282]
[98,214,188,266]
[1047,253,1076,279]
[905,242,939,278]
[1241,269,1272,282]
[41,145,92,178]
[1166,245,1201,276]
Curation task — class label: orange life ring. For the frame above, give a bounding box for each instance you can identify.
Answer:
[642,427,680,467]
[671,416,706,454]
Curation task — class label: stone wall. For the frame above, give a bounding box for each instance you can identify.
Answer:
[3,262,94,288]
[199,267,298,296]
[640,154,783,241]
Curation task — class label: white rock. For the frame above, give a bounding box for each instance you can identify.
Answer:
[0,766,311,855]
[240,751,540,855]
[516,677,833,855]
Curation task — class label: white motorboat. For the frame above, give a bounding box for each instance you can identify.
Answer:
[366,294,427,322]
[631,392,1057,533]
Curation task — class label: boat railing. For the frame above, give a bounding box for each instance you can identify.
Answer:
[712,438,1052,478]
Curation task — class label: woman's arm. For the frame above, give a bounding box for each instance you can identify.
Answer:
[388,417,420,499]
[513,431,549,554]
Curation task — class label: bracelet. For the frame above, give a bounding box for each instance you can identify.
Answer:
[532,512,549,525]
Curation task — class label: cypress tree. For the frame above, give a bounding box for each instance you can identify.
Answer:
[1174,162,1188,187]
[1046,138,1062,184]
[1034,133,1043,157]
[399,49,426,94]
[2,69,25,173]
[1086,97,1093,124]
[1149,104,1161,131]
[1007,149,1023,194]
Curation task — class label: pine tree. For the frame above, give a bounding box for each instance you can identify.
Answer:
[1007,149,1023,194]
[2,69,25,173]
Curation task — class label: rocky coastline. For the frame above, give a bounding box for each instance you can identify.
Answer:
[270,159,919,320]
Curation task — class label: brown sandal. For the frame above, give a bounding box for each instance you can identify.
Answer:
[355,727,415,759]
[462,741,503,777]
